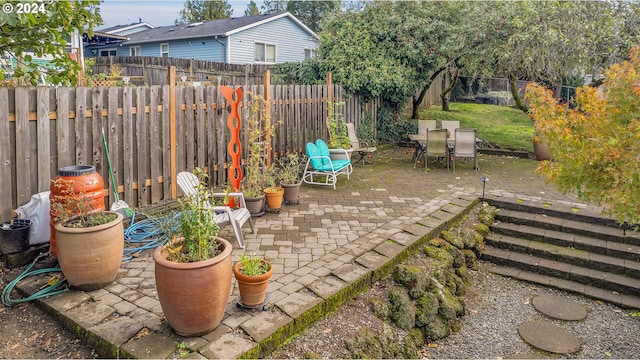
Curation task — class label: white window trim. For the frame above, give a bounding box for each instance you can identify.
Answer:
[130,46,141,56]
[100,48,117,57]
[160,43,169,57]
[254,42,276,64]
[304,47,317,59]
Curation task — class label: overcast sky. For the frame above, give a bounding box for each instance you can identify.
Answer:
[98,0,261,29]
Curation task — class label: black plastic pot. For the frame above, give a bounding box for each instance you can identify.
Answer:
[0,219,31,254]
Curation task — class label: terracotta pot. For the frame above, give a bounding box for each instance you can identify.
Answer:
[153,237,232,337]
[281,182,301,204]
[533,139,551,161]
[263,187,284,209]
[234,260,273,307]
[54,212,124,291]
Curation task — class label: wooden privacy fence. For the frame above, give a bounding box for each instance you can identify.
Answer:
[0,82,379,221]
[92,56,272,86]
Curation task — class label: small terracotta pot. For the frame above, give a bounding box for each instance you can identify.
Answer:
[263,187,284,210]
[234,260,273,307]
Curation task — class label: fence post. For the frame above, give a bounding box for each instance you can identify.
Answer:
[326,72,332,102]
[264,70,271,167]
[168,66,177,199]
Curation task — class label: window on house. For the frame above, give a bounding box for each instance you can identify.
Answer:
[160,43,169,58]
[99,49,117,57]
[304,48,317,59]
[130,46,141,56]
[254,43,275,63]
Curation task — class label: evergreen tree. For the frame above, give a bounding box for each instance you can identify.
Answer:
[244,0,261,16]
[176,0,232,24]
[261,0,288,14]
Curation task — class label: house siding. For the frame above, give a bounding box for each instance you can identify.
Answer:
[88,37,226,61]
[229,17,317,64]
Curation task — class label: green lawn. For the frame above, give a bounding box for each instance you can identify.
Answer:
[419,103,534,152]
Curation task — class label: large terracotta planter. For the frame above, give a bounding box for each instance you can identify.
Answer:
[153,237,232,337]
[54,212,124,291]
[281,182,302,204]
[234,260,273,307]
[263,187,284,210]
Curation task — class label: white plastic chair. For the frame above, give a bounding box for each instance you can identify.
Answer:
[452,128,478,172]
[176,171,254,249]
[346,123,377,165]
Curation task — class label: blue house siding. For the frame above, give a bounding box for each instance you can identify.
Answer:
[229,16,317,64]
[135,37,226,62]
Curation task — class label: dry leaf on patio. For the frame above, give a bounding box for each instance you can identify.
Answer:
[428,343,438,348]
[322,328,331,334]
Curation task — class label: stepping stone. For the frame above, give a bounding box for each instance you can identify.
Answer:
[506,353,543,359]
[532,295,587,321]
[518,321,581,354]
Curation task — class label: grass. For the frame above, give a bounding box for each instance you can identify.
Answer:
[418,103,534,152]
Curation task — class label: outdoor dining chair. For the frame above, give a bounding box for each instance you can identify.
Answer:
[424,129,449,172]
[176,171,254,249]
[346,123,377,166]
[441,120,460,139]
[452,128,479,172]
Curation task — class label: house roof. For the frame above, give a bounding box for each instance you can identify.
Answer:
[98,22,156,35]
[123,12,318,45]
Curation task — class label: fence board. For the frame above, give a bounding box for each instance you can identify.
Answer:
[36,87,51,192]
[185,87,195,170]
[149,86,161,204]
[15,87,31,206]
[91,88,105,184]
[122,87,135,206]
[162,85,171,200]
[0,88,12,220]
[107,87,120,206]
[194,86,206,168]
[175,86,185,177]
[216,86,227,188]
[205,86,216,185]
[136,87,149,206]
[56,87,72,168]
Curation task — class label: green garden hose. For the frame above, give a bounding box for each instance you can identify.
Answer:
[2,254,68,306]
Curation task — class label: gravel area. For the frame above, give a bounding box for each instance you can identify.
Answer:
[269,261,640,359]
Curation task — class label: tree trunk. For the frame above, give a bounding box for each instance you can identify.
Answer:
[509,74,528,113]
[412,67,447,119]
[440,62,460,112]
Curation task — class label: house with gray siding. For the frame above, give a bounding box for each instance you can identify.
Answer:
[84,13,318,64]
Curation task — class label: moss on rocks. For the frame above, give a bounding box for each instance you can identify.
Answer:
[478,205,498,225]
[455,263,471,282]
[441,230,465,250]
[346,327,382,359]
[389,286,416,331]
[424,245,454,268]
[439,288,465,319]
[447,272,466,297]
[415,292,439,328]
[403,328,424,359]
[461,249,478,270]
[475,223,490,237]
[369,296,389,320]
[393,264,430,299]
[423,315,451,341]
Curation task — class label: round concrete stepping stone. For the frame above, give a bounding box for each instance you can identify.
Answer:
[518,321,581,354]
[532,295,587,321]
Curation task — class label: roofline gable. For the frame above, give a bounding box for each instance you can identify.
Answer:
[225,12,319,40]
[104,22,155,35]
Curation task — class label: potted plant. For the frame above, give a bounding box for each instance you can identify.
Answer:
[271,152,305,204]
[243,92,278,216]
[326,101,352,160]
[153,168,233,337]
[51,176,124,291]
[233,252,273,307]
[263,168,285,211]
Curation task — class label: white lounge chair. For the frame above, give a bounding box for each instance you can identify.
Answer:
[176,171,254,248]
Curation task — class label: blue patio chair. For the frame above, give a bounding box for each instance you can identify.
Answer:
[302,139,353,189]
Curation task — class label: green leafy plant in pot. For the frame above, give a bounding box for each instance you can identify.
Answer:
[51,176,123,291]
[233,252,273,307]
[271,152,305,204]
[327,101,352,150]
[153,168,233,337]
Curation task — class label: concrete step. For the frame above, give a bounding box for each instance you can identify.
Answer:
[490,222,640,262]
[485,233,640,278]
[495,209,639,246]
[487,263,640,310]
[481,246,640,297]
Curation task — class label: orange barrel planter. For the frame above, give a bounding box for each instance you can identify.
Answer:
[49,165,105,256]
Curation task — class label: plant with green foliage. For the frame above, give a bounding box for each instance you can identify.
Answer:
[243,92,276,198]
[525,46,640,225]
[0,0,102,86]
[237,253,271,276]
[175,0,231,24]
[169,168,220,263]
[270,152,305,185]
[326,101,351,149]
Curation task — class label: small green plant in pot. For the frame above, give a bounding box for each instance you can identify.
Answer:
[153,168,233,337]
[234,252,273,307]
[327,101,352,150]
[271,152,305,204]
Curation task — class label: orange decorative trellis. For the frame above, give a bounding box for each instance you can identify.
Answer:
[221,86,243,191]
